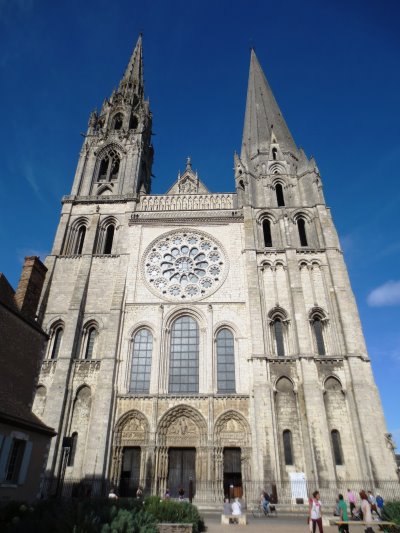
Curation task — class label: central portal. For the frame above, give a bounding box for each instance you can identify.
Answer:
[167,447,196,498]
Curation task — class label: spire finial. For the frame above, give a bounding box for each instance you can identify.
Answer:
[186,156,192,170]
[119,34,144,96]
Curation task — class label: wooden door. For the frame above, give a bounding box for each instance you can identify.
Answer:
[167,448,196,498]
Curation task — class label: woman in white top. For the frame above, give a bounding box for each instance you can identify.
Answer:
[231,498,242,516]
[360,491,375,533]
[308,491,323,533]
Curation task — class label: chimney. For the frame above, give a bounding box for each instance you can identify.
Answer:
[15,256,47,319]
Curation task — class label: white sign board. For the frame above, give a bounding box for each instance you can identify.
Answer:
[289,472,308,502]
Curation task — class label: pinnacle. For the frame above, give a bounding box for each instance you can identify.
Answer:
[119,34,144,95]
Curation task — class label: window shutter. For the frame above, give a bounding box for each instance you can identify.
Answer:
[18,441,33,484]
[0,436,12,481]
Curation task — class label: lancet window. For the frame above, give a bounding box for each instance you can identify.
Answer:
[169,316,199,393]
[97,149,121,182]
[216,328,236,393]
[129,329,153,393]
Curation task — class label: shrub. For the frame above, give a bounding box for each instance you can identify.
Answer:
[144,496,204,533]
[382,501,400,526]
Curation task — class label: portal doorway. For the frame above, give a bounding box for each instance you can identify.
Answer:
[223,447,242,499]
[119,447,141,497]
[167,448,196,498]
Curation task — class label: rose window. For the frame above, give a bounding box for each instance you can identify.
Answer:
[143,231,228,301]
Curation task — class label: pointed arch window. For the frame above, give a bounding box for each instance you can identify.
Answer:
[216,329,236,393]
[130,329,153,393]
[297,218,308,246]
[272,147,278,161]
[331,430,344,465]
[283,429,293,465]
[103,224,115,254]
[84,326,97,360]
[50,326,63,360]
[112,113,124,130]
[312,316,326,355]
[74,226,86,255]
[263,219,272,247]
[169,316,199,393]
[273,318,285,356]
[276,183,285,207]
[97,149,121,182]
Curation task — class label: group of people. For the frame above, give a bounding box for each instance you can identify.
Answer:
[309,488,385,533]
[223,497,242,516]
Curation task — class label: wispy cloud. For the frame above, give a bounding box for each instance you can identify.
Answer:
[367,280,400,307]
[22,161,46,203]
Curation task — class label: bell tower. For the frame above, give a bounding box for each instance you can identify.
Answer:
[70,34,153,198]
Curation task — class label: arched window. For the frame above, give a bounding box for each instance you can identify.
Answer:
[331,430,344,465]
[74,226,86,255]
[312,316,326,355]
[169,316,199,393]
[50,326,63,359]
[84,326,97,360]
[130,329,153,393]
[129,115,138,130]
[272,147,278,161]
[297,218,308,246]
[273,318,285,357]
[97,149,121,182]
[216,329,235,393]
[276,183,285,207]
[113,113,123,130]
[103,224,115,254]
[263,219,272,247]
[67,432,78,466]
[283,429,293,465]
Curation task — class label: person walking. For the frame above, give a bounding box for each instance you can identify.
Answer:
[376,494,384,516]
[261,491,271,515]
[347,489,357,514]
[337,494,349,532]
[360,491,375,533]
[309,490,323,533]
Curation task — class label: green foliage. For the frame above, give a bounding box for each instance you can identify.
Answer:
[0,496,201,533]
[382,501,400,526]
[144,496,204,533]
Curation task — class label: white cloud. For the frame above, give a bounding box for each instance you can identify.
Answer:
[367,280,400,307]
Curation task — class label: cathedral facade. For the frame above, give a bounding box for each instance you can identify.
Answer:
[33,36,398,502]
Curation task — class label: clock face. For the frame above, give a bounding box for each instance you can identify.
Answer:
[143,230,228,301]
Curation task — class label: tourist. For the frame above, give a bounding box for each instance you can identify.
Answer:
[164,488,170,499]
[178,487,185,500]
[108,488,118,499]
[337,494,349,532]
[376,494,384,515]
[261,491,270,514]
[308,490,323,533]
[360,491,375,533]
[347,488,357,514]
[136,486,143,499]
[231,497,242,516]
[223,498,232,515]
[367,491,379,517]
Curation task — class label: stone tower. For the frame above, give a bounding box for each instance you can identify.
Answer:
[33,39,398,503]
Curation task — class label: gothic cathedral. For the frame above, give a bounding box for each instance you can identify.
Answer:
[33,36,397,502]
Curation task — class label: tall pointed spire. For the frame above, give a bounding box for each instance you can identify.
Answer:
[119,33,144,98]
[241,49,297,161]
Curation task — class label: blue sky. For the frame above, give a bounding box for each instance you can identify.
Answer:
[1,1,399,444]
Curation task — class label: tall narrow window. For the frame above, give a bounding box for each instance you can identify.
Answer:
[273,318,285,357]
[331,430,344,465]
[283,430,293,465]
[110,157,120,180]
[97,150,120,182]
[51,327,63,360]
[5,439,26,482]
[272,147,278,160]
[103,225,115,254]
[67,432,78,467]
[113,113,123,130]
[74,226,86,255]
[84,327,96,360]
[297,218,308,246]
[263,219,272,247]
[169,316,199,393]
[217,329,236,393]
[276,183,285,207]
[130,329,153,393]
[312,317,326,355]
[98,157,109,181]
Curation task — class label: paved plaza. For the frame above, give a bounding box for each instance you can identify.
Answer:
[202,513,379,532]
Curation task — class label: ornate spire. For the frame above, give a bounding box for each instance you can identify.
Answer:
[119,33,144,98]
[241,49,297,162]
